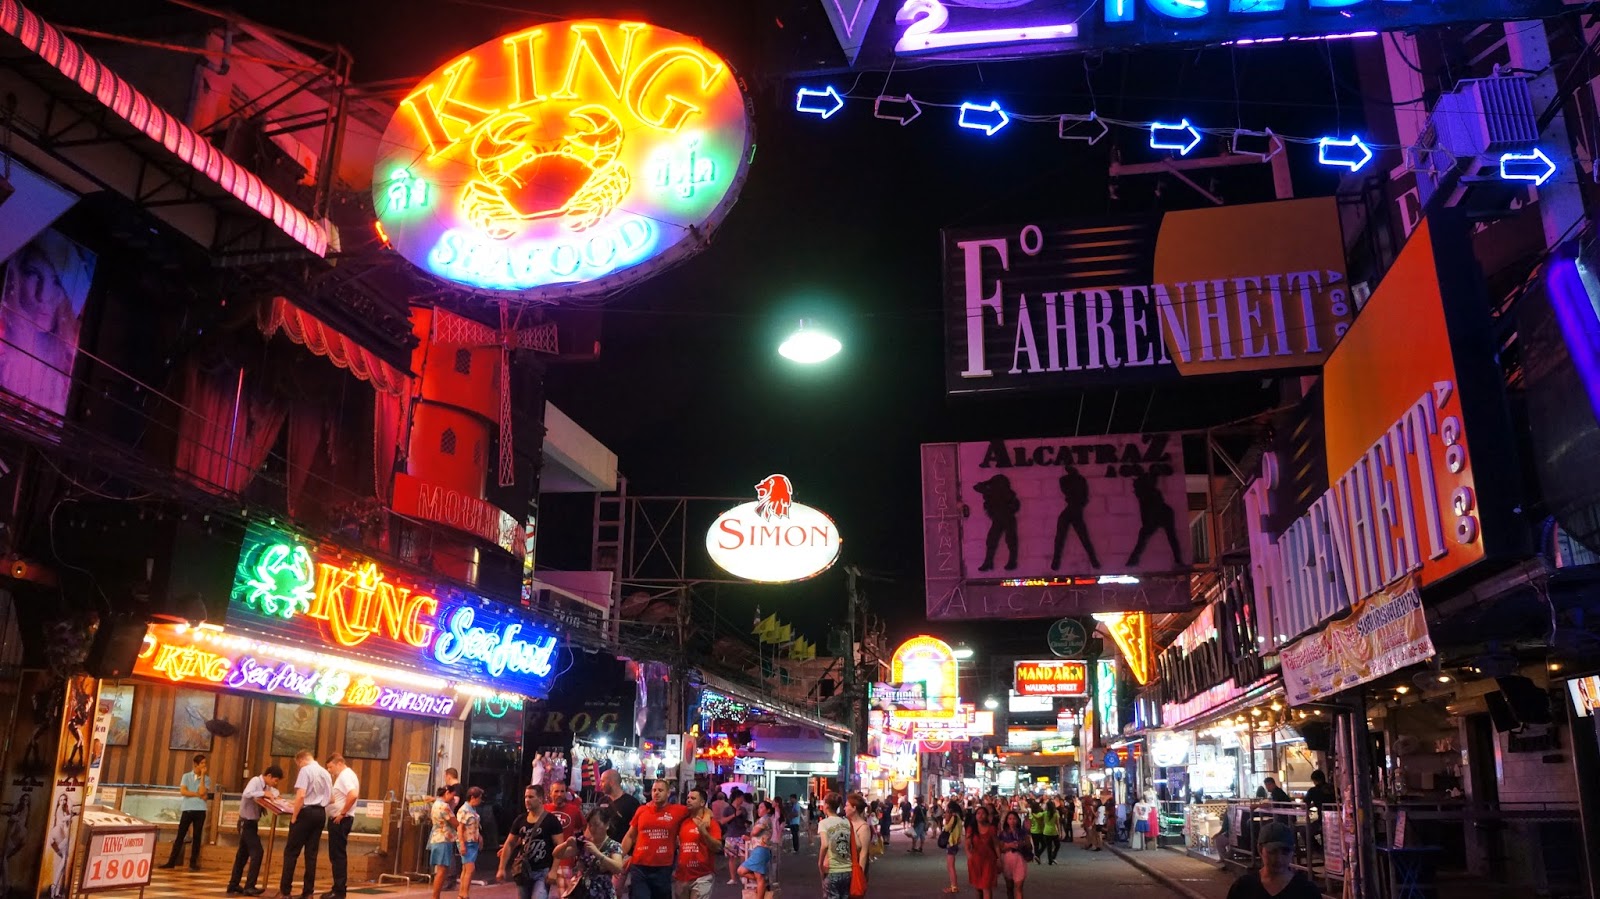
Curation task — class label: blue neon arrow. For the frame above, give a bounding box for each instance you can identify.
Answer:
[958,100,1010,136]
[1318,135,1373,172]
[1499,148,1556,187]
[1150,119,1202,155]
[795,86,845,120]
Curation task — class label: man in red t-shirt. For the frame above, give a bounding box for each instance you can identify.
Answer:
[621,780,687,899]
[673,787,724,898]
[547,781,586,876]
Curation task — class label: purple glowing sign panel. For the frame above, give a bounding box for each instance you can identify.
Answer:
[822,0,884,64]
[848,0,1562,65]
[920,438,1195,621]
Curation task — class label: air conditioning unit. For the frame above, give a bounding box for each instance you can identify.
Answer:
[1411,75,1540,208]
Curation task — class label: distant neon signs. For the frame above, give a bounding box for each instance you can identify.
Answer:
[374,19,754,297]
[706,475,843,583]
[696,736,737,760]
[135,624,463,718]
[891,636,960,719]
[1093,612,1153,685]
[228,523,559,697]
[1015,660,1088,696]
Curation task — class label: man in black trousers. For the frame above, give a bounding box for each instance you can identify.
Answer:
[228,765,283,895]
[160,754,213,870]
[274,750,332,899]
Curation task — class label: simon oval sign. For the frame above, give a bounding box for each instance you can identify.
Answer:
[706,475,842,583]
[374,19,754,298]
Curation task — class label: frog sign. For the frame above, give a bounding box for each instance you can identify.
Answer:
[375,19,754,298]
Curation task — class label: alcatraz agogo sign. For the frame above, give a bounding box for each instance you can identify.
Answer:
[375,19,754,297]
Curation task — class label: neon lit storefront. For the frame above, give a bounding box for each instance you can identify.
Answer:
[98,522,560,873]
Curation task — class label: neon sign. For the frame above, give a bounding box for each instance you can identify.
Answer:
[1093,611,1153,685]
[134,624,466,719]
[890,636,960,719]
[374,19,754,297]
[696,736,737,760]
[228,523,559,698]
[1013,660,1089,696]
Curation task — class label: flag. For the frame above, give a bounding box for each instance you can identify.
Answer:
[753,614,778,641]
[774,623,793,645]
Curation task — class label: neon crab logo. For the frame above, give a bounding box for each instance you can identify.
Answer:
[375,20,753,296]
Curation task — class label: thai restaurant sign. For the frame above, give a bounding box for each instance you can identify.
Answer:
[706,475,842,583]
[943,198,1349,395]
[225,522,560,698]
[374,19,754,298]
[1014,660,1089,696]
[921,432,1195,620]
[1246,214,1521,655]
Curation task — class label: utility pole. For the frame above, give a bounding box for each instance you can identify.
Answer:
[843,565,861,793]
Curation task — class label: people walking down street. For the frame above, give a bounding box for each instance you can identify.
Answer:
[276,750,333,899]
[1026,804,1046,866]
[1060,796,1075,846]
[816,793,853,899]
[547,781,586,882]
[1226,822,1321,899]
[878,798,893,848]
[161,753,212,871]
[620,780,688,899]
[965,807,998,899]
[227,764,282,896]
[1041,802,1061,864]
[997,811,1030,899]
[555,808,624,899]
[430,789,460,899]
[845,793,874,887]
[910,799,928,853]
[596,770,641,845]
[750,799,780,888]
[456,787,485,899]
[1081,797,1101,851]
[716,790,750,887]
[672,788,722,899]
[786,795,803,855]
[940,802,965,894]
[497,784,561,899]
[325,754,360,899]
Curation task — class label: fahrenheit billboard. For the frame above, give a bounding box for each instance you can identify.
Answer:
[1014,660,1088,697]
[921,433,1195,620]
[706,475,842,583]
[944,199,1349,395]
[1248,214,1522,647]
[226,522,560,698]
[375,19,754,297]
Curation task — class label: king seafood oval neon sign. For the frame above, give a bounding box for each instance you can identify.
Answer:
[374,19,755,297]
[707,475,842,583]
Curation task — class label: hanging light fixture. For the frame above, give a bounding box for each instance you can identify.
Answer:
[778,320,843,364]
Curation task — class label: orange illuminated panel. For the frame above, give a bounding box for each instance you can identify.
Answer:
[891,636,959,719]
[374,19,753,298]
[1014,660,1089,696]
[1093,612,1153,685]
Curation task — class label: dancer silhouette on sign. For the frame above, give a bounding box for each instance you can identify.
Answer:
[1051,465,1100,570]
[973,474,1021,572]
[1125,468,1184,567]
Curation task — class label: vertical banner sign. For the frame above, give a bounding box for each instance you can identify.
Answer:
[37,675,96,899]
[944,198,1349,394]
[922,434,1194,620]
[0,671,61,899]
[85,694,112,805]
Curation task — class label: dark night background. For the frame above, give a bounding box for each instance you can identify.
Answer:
[42,0,1370,653]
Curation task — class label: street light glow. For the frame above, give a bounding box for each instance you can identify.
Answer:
[983,697,999,710]
[953,644,975,660]
[779,320,842,363]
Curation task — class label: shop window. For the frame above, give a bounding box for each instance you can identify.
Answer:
[454,349,472,375]
[441,428,457,455]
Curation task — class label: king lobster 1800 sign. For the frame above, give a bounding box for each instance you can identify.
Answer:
[707,475,842,583]
[375,19,754,297]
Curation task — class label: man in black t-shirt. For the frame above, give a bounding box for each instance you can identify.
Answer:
[1227,822,1320,899]
[594,769,640,844]
[497,784,564,888]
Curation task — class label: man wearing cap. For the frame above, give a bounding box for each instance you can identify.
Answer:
[1226,822,1320,899]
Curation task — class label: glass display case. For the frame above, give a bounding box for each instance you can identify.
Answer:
[114,786,185,828]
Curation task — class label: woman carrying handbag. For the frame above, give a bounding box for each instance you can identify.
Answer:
[940,802,965,895]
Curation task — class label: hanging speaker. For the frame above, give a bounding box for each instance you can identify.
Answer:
[86,617,148,679]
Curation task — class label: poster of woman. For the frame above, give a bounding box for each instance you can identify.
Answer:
[0,230,95,417]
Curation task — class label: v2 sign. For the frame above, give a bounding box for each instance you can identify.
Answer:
[707,475,843,583]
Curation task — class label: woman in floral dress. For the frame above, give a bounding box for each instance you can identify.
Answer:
[555,808,624,899]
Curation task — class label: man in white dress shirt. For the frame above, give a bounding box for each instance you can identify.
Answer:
[275,750,332,899]
[324,755,360,899]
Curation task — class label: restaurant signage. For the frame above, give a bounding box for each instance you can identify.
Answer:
[227,522,559,697]
[1245,216,1516,646]
[706,475,843,583]
[837,0,1561,68]
[135,624,463,718]
[943,199,1349,395]
[1278,577,1436,705]
[890,636,960,719]
[374,19,754,297]
[921,433,1194,620]
[1014,660,1089,696]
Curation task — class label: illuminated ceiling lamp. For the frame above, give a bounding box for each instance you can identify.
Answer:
[778,320,842,364]
[952,643,975,660]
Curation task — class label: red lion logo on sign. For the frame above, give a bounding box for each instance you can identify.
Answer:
[754,474,794,520]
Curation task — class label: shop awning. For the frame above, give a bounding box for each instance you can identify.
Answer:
[258,296,409,396]
[0,0,329,258]
[698,670,851,740]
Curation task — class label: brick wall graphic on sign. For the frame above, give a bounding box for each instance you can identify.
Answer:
[959,434,1190,579]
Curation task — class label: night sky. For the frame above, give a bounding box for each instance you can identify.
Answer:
[56,0,1369,656]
